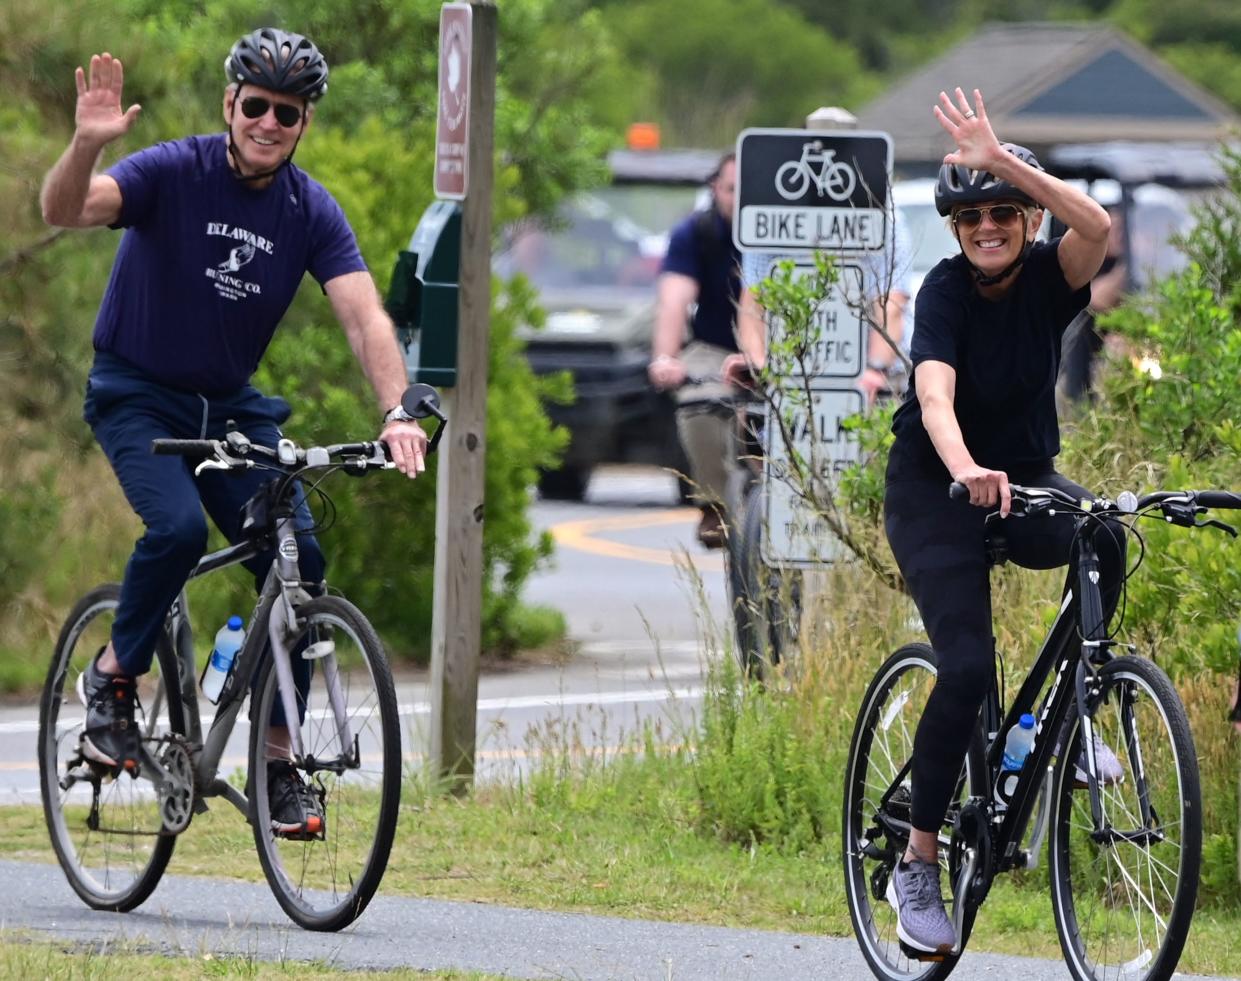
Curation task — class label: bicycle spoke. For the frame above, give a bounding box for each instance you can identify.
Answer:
[1050,657,1199,981]
[250,597,399,931]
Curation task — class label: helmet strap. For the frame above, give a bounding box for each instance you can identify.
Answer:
[959,213,1035,287]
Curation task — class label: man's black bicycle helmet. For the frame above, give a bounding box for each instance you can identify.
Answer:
[934,143,1043,216]
[225,28,328,101]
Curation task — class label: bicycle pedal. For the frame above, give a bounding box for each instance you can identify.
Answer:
[898,940,947,963]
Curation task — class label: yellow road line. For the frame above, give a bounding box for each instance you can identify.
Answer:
[551,509,725,571]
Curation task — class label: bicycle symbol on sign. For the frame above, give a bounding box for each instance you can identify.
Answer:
[775,141,857,202]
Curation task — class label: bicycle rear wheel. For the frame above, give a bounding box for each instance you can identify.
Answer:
[843,643,985,981]
[1049,655,1201,981]
[38,583,185,911]
[249,595,401,931]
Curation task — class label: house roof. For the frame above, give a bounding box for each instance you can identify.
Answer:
[856,22,1239,173]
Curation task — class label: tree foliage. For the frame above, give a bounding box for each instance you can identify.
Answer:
[0,0,618,672]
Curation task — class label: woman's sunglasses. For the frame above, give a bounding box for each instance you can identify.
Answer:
[239,96,303,128]
[952,204,1024,231]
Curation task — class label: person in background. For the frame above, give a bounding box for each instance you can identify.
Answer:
[648,152,762,548]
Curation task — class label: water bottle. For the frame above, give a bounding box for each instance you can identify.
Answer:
[201,615,245,704]
[993,713,1037,810]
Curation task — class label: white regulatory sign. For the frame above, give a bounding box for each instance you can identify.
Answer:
[740,206,886,251]
[762,387,865,566]
[764,261,866,379]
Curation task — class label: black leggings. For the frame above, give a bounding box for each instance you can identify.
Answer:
[884,469,1127,832]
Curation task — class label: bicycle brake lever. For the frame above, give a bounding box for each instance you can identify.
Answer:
[193,458,248,477]
[1196,517,1238,537]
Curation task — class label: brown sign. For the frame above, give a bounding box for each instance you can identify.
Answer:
[434,3,472,200]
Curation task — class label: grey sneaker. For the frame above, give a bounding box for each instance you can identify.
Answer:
[884,857,956,956]
[1074,735,1125,788]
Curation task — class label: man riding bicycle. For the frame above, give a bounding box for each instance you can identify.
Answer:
[39,28,427,838]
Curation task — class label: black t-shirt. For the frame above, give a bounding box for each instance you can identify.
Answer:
[660,210,741,351]
[889,239,1090,479]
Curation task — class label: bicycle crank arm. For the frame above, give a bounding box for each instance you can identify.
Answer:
[950,848,976,956]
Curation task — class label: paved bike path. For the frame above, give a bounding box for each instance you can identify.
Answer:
[2,861,1235,980]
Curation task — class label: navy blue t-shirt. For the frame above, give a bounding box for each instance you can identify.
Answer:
[94,135,367,394]
[889,239,1090,479]
[660,209,741,351]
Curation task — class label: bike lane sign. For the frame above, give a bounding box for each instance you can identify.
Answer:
[762,386,865,566]
[733,129,893,252]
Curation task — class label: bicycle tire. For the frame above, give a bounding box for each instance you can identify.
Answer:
[38,583,186,912]
[843,643,985,981]
[1049,655,1201,981]
[249,595,401,931]
[726,483,764,678]
[728,484,803,680]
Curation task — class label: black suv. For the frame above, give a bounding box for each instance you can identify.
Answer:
[499,148,721,500]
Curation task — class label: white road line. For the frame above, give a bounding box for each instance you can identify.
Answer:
[0,686,705,737]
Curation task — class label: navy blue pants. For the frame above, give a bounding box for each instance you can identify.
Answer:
[84,354,326,700]
[884,465,1126,833]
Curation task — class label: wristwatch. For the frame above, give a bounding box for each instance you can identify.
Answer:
[382,404,415,426]
[865,360,889,374]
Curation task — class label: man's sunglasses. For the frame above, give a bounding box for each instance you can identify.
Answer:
[952,204,1024,231]
[239,96,303,128]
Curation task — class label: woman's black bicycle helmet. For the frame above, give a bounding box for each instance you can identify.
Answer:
[225,28,328,101]
[934,143,1043,216]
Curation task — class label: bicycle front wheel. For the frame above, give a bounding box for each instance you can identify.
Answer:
[843,643,985,981]
[1049,655,1201,981]
[729,484,802,680]
[38,584,185,911]
[249,595,401,931]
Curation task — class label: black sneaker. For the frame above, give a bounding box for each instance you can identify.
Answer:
[267,760,325,840]
[74,651,140,772]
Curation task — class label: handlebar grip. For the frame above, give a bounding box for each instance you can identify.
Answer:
[949,481,968,501]
[151,439,218,456]
[1195,490,1241,510]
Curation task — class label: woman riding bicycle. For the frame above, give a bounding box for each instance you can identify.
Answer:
[881,88,1126,956]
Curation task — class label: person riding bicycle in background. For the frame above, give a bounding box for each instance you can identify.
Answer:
[39,28,427,837]
[880,88,1126,957]
[739,107,914,407]
[649,152,763,549]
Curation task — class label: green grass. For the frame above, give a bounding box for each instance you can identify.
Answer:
[8,565,1241,978]
[0,930,503,979]
[6,739,1241,977]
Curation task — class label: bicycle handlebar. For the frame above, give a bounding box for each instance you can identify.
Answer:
[948,481,1241,529]
[151,383,448,473]
[152,439,218,457]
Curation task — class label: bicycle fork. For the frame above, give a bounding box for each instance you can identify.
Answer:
[267,516,355,768]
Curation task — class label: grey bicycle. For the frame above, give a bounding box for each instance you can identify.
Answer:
[38,384,445,932]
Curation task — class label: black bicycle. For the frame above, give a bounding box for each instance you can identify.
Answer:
[39,384,445,932]
[843,481,1241,981]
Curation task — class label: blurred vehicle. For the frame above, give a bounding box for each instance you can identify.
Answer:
[500,147,718,500]
[1047,142,1213,399]
[890,178,960,351]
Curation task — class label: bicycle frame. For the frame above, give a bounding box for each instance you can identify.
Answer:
[962,518,1151,881]
[156,508,351,819]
